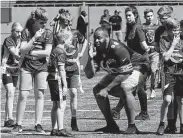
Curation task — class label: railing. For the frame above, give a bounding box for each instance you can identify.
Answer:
[1,0,183,7]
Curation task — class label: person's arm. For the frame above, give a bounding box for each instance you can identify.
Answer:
[58,64,67,88]
[9,47,20,60]
[135,26,150,52]
[78,39,88,58]
[20,29,45,55]
[161,35,180,61]
[30,44,52,58]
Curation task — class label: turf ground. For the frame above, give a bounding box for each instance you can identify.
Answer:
[1,71,183,138]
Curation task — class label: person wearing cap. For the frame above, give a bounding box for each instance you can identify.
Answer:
[109,10,123,42]
[99,9,111,36]
[76,11,88,37]
[155,5,179,134]
[156,18,183,135]
[11,8,53,134]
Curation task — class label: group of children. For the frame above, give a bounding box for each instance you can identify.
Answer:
[1,4,183,137]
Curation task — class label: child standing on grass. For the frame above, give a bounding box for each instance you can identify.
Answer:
[1,22,23,127]
[157,18,183,135]
[47,30,73,137]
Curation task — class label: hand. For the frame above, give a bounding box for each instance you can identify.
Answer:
[78,53,82,59]
[96,89,109,98]
[145,47,151,52]
[33,29,45,40]
[172,33,180,46]
[88,43,94,58]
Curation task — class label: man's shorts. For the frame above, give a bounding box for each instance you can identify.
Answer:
[67,75,79,88]
[121,70,146,94]
[2,74,18,87]
[48,80,66,101]
[19,68,48,91]
[149,52,159,73]
[163,73,183,96]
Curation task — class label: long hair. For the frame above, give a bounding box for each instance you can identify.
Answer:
[125,6,141,41]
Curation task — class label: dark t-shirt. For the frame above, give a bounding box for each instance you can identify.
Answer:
[160,36,183,75]
[94,39,150,75]
[1,36,20,75]
[126,25,146,55]
[100,15,111,29]
[48,29,85,79]
[109,15,122,31]
[21,29,53,72]
[142,23,159,53]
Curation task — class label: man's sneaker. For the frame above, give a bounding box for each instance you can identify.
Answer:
[156,125,165,135]
[56,129,73,137]
[135,112,150,120]
[124,124,140,134]
[35,124,45,133]
[4,119,15,127]
[95,125,120,133]
[150,89,156,99]
[111,108,120,120]
[11,124,23,133]
[50,129,57,136]
[164,126,177,134]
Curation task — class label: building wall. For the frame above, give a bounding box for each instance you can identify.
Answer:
[1,5,183,44]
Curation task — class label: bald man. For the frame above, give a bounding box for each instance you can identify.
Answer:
[89,27,150,134]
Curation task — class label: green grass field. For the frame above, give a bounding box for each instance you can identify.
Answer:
[1,71,183,138]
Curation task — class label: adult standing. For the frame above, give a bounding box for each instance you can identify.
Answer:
[76,11,88,37]
[111,6,150,121]
[99,9,111,36]
[109,10,123,42]
[11,8,53,133]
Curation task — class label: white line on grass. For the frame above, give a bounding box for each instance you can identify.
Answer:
[1,109,100,113]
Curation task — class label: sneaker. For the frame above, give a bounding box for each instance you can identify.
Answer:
[56,129,73,137]
[4,119,15,127]
[150,89,156,99]
[35,124,45,133]
[135,112,150,120]
[11,124,23,133]
[164,126,177,134]
[156,125,165,135]
[71,125,79,131]
[124,124,140,134]
[50,129,57,136]
[111,108,120,120]
[95,125,120,133]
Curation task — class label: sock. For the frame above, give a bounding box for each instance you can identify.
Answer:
[168,119,176,128]
[71,117,77,127]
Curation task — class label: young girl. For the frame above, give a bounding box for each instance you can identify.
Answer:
[157,18,183,135]
[12,8,53,133]
[1,22,23,127]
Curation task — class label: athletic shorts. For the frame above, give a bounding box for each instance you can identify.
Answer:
[94,73,130,97]
[19,68,48,91]
[2,74,18,87]
[67,75,79,88]
[48,80,66,101]
[164,73,183,96]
